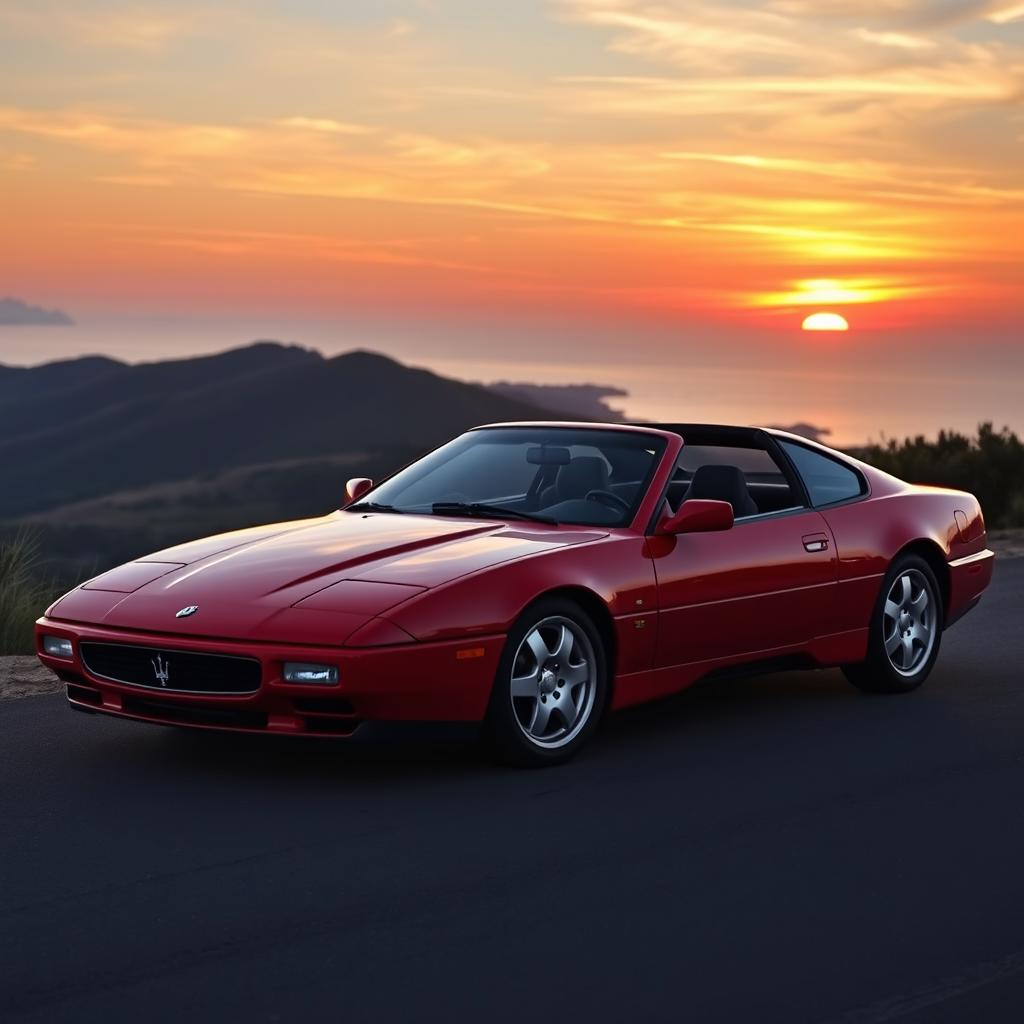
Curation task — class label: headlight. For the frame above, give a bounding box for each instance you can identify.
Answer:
[42,635,74,659]
[282,662,339,685]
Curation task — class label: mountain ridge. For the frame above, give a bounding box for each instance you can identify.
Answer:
[0,342,565,524]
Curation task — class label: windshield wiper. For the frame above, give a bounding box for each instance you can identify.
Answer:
[348,501,407,514]
[430,501,557,525]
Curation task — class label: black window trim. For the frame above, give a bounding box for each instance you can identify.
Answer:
[641,425,813,534]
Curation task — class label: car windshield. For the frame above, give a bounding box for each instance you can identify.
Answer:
[353,426,667,527]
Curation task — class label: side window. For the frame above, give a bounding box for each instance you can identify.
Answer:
[671,444,801,516]
[780,441,864,506]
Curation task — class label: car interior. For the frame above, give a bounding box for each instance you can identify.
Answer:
[647,425,807,520]
[527,427,804,523]
[527,443,659,525]
[662,447,800,517]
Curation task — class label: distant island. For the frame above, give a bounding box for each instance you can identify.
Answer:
[765,422,831,443]
[0,297,74,326]
[488,381,628,421]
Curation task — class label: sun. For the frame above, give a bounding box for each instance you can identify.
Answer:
[802,311,849,332]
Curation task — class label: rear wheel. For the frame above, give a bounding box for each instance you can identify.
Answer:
[483,598,608,766]
[842,554,942,693]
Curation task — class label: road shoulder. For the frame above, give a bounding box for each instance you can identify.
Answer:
[0,657,60,702]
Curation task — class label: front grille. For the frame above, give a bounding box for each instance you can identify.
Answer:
[80,642,261,695]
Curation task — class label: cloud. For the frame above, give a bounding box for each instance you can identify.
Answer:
[386,133,550,176]
[0,3,203,51]
[987,2,1024,20]
[274,117,378,136]
[766,1,1010,29]
[0,0,1020,328]
[1,151,35,171]
[559,0,836,73]
[553,0,1024,190]
[0,297,73,326]
[0,106,554,207]
[854,28,937,49]
[556,0,1019,85]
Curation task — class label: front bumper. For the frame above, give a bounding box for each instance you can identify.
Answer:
[35,617,505,736]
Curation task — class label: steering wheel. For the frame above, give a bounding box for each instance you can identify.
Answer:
[585,489,630,513]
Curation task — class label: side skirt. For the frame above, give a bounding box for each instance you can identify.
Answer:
[610,627,869,710]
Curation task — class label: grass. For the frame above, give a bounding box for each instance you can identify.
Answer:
[0,530,62,656]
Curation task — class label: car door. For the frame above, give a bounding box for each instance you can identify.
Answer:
[650,508,839,669]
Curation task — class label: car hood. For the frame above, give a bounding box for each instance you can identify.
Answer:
[51,512,605,644]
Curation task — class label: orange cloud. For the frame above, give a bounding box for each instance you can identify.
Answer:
[0,0,1020,332]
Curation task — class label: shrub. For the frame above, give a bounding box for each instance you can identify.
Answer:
[0,530,62,656]
[856,423,1024,529]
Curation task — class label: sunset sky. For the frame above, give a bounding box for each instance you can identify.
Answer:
[1,1,1022,439]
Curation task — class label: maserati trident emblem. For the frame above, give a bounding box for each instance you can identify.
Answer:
[151,653,170,687]
[175,605,199,618]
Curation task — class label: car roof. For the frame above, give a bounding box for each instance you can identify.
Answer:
[470,420,675,437]
[632,423,773,445]
[471,420,773,445]
[467,420,870,480]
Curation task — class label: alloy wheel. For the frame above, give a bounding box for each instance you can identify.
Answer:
[882,568,937,677]
[509,615,597,749]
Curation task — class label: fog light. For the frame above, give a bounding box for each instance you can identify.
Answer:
[42,635,74,659]
[283,662,338,685]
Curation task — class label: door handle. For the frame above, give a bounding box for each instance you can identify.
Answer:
[802,534,829,553]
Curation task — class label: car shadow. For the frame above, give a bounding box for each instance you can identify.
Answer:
[609,666,854,730]
[140,665,859,782]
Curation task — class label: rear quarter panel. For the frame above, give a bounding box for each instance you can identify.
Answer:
[820,470,990,632]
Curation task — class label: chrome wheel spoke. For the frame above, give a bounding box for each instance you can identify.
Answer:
[897,574,912,606]
[884,598,901,621]
[561,661,589,686]
[557,690,578,726]
[525,629,550,668]
[549,623,572,662]
[529,699,552,737]
[511,673,538,698]
[901,633,914,666]
[884,629,902,656]
[910,589,929,618]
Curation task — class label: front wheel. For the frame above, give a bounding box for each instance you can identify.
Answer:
[842,554,943,694]
[483,598,608,766]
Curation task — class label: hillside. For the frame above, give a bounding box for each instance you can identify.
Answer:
[489,382,628,421]
[0,343,558,521]
[0,342,566,575]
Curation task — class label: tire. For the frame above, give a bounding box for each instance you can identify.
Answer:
[842,554,943,694]
[483,597,609,767]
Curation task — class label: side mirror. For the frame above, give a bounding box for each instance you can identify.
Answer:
[344,477,373,505]
[658,498,734,536]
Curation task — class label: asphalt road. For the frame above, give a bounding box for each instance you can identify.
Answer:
[3,560,1023,1023]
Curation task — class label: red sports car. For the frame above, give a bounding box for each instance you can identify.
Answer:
[36,422,994,765]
